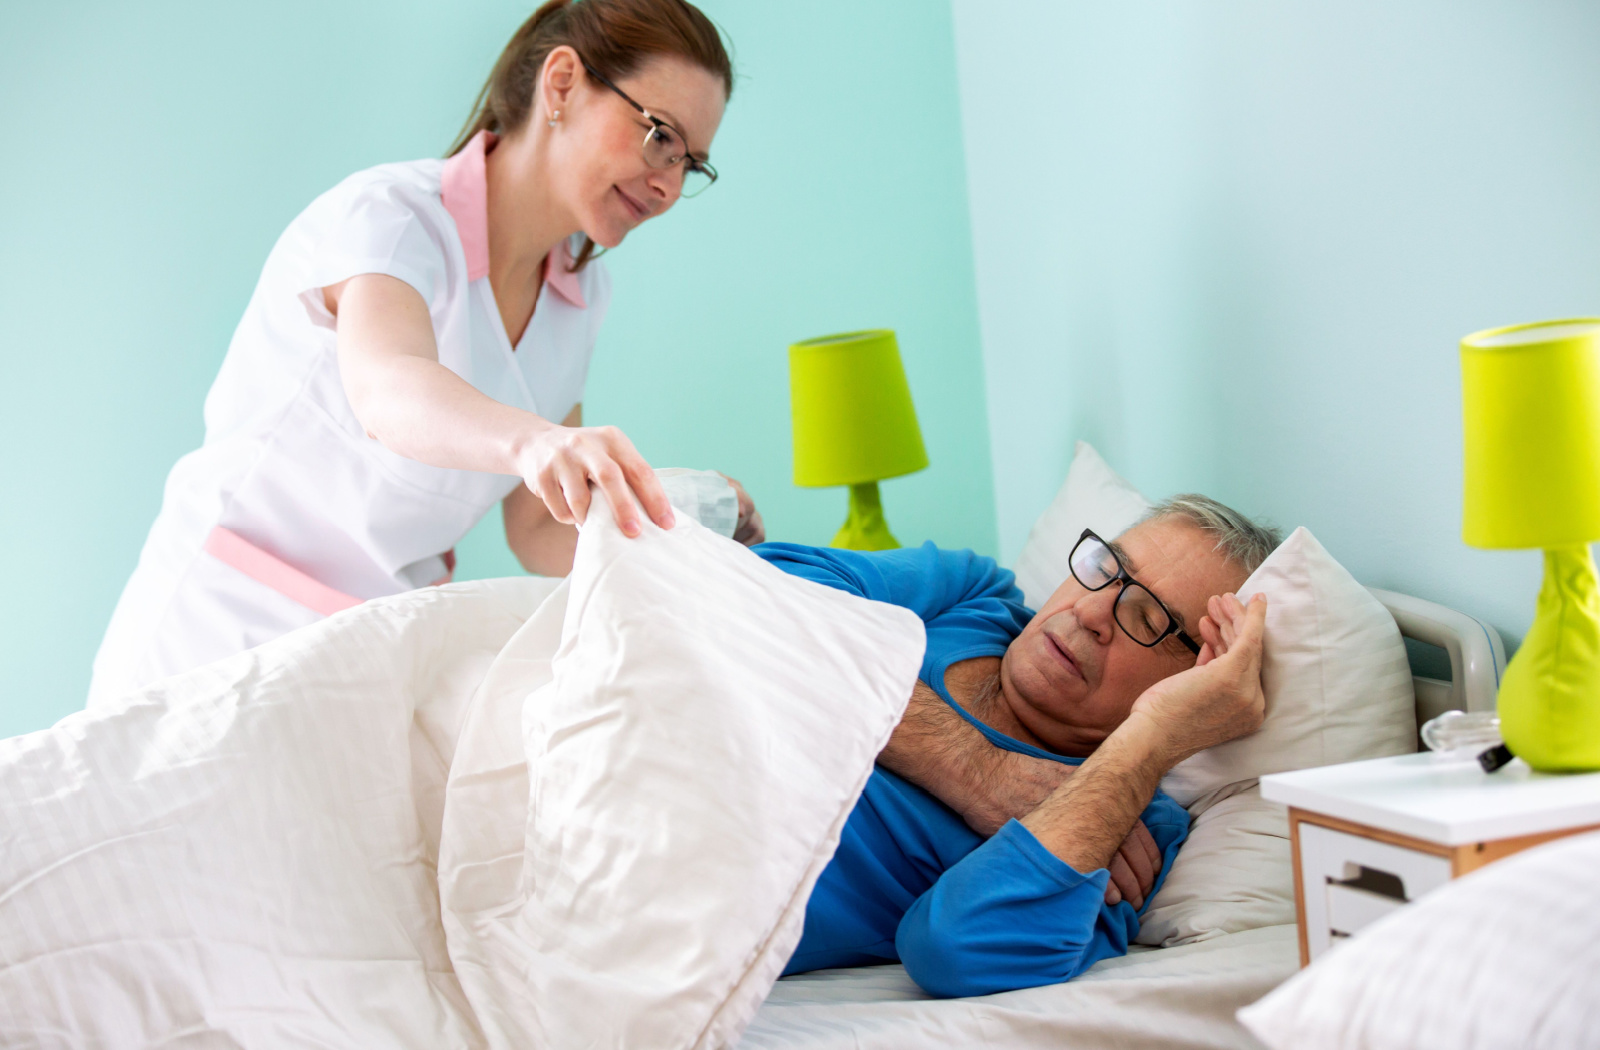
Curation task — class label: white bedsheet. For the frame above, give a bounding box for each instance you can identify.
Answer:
[740,925,1295,1050]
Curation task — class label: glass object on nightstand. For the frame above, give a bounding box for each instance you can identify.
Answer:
[1420,710,1502,756]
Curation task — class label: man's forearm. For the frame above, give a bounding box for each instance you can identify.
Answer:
[879,682,1074,836]
[878,681,1000,820]
[1019,713,1170,874]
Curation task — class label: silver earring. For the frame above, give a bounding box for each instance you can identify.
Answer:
[548,110,561,127]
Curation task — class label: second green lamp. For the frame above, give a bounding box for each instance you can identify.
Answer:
[790,329,928,550]
[1462,318,1600,771]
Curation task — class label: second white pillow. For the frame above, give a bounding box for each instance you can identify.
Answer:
[1013,440,1153,609]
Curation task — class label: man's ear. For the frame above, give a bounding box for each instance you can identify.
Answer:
[540,45,583,123]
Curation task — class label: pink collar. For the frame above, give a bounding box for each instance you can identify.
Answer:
[440,129,587,308]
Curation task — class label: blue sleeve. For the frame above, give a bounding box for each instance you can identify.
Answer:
[756,541,1027,628]
[894,792,1190,998]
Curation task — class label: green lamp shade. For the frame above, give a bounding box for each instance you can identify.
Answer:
[1462,319,1600,549]
[789,329,929,550]
[790,329,929,486]
[1460,318,1600,772]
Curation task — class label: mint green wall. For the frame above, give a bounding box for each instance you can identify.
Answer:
[952,0,1600,645]
[0,1,992,737]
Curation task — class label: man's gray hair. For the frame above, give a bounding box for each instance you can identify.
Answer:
[1135,494,1282,574]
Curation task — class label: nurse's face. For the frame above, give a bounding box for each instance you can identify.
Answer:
[541,48,726,248]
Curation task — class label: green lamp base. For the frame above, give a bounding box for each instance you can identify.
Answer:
[830,481,900,551]
[1498,544,1600,772]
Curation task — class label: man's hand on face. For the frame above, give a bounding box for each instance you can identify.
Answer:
[1126,592,1269,769]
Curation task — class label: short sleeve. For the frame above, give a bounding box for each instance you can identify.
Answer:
[295,175,453,330]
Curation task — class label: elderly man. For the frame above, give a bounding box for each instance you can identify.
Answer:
[759,495,1280,997]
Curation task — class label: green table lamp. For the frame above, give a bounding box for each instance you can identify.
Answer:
[1462,318,1600,772]
[790,329,929,550]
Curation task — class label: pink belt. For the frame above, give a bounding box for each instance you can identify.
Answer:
[203,526,454,618]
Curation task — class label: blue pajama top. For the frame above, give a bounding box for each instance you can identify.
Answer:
[759,542,1189,999]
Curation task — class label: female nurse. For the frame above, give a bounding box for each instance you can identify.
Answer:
[89,0,761,706]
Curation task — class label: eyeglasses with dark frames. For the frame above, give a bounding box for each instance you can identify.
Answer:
[580,60,718,198]
[1068,529,1201,655]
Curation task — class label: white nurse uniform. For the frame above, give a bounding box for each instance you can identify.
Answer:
[88,130,608,707]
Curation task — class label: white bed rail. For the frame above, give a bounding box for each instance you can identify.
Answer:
[1367,586,1506,722]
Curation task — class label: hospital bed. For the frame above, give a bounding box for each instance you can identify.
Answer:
[0,495,1508,1049]
[736,589,1507,1050]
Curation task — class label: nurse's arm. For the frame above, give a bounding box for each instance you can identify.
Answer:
[326,274,674,537]
[502,405,583,577]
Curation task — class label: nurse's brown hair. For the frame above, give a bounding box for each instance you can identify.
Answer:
[449,0,733,272]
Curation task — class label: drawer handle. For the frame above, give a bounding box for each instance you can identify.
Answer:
[1330,863,1407,902]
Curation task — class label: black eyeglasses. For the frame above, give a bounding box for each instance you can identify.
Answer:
[1068,529,1201,655]
[581,60,718,198]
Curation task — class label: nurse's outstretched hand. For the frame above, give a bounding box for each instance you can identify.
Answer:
[722,474,766,546]
[519,423,674,537]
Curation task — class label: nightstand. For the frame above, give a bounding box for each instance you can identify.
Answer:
[1260,752,1600,966]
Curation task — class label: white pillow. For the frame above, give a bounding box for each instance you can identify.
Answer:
[1238,829,1600,1050]
[1135,786,1295,947]
[1163,526,1417,810]
[1013,440,1153,609]
[438,498,926,1049]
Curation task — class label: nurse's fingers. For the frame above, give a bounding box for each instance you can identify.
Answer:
[538,479,576,526]
[719,474,766,546]
[530,458,577,525]
[586,454,644,537]
[554,457,592,526]
[607,434,675,531]
[734,507,766,546]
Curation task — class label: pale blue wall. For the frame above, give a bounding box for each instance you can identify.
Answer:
[0,1,991,736]
[23,0,1573,738]
[952,0,1600,644]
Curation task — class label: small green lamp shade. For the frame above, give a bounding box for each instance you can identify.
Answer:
[1462,319,1600,549]
[1461,318,1600,772]
[790,329,929,550]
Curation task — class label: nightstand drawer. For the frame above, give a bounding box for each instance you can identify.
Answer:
[1325,882,1404,936]
[1296,822,1452,963]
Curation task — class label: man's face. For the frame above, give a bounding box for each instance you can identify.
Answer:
[1000,517,1247,755]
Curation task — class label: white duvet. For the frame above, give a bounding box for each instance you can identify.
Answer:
[0,509,926,1049]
